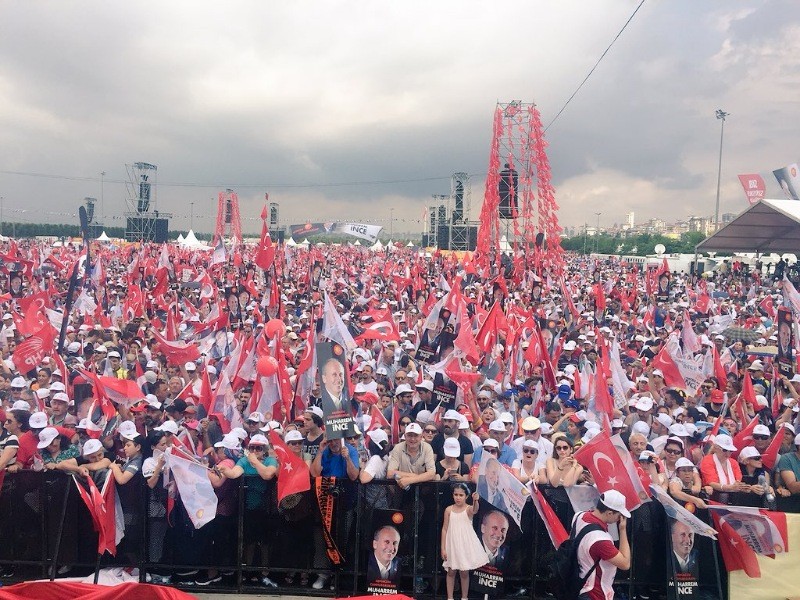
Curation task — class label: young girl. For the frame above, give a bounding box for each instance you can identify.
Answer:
[441,483,488,600]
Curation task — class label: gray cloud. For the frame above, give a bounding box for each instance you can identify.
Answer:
[1,1,799,237]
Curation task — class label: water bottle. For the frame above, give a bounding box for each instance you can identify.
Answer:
[759,473,775,503]
[394,473,410,491]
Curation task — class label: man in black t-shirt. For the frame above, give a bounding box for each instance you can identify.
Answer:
[429,409,473,466]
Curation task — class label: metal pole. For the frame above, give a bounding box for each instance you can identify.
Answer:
[100,171,105,223]
[390,207,394,238]
[190,202,194,230]
[595,212,601,253]
[714,109,729,231]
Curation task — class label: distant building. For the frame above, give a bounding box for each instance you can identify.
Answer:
[626,211,635,229]
[722,212,735,224]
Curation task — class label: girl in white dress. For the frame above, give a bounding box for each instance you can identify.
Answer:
[440,483,488,600]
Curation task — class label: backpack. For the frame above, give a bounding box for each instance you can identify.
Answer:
[548,514,603,600]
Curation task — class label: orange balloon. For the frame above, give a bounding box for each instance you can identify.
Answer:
[265,319,287,339]
[257,356,279,377]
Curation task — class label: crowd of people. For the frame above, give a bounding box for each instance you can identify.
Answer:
[1,238,800,598]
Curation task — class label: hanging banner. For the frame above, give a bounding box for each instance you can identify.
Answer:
[290,222,383,243]
[772,163,800,200]
[737,174,766,205]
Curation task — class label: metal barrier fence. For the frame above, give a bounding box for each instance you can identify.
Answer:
[0,471,742,599]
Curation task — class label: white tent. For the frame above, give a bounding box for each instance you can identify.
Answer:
[499,235,513,253]
[176,233,185,244]
[697,199,800,254]
[406,241,414,247]
[370,239,384,251]
[299,238,311,248]
[97,231,111,242]
[353,239,362,246]
[285,237,298,247]
[180,229,213,250]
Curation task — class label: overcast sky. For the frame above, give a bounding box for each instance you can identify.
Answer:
[1,1,798,237]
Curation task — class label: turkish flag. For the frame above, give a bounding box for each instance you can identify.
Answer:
[574,430,649,512]
[761,425,786,470]
[475,301,508,354]
[732,416,760,459]
[713,512,762,578]
[255,220,275,270]
[368,404,390,431]
[444,357,481,391]
[650,345,686,390]
[267,429,311,503]
[355,307,401,342]
[97,377,146,409]
[13,323,55,374]
[453,305,481,365]
[711,346,727,389]
[151,330,201,366]
[530,483,569,549]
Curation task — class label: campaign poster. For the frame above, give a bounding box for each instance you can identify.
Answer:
[8,271,23,298]
[738,174,766,205]
[431,371,457,411]
[364,509,408,594]
[773,163,800,200]
[667,516,699,600]
[656,271,671,303]
[776,307,794,378]
[316,342,356,439]
[224,286,242,326]
[415,329,438,364]
[310,261,323,290]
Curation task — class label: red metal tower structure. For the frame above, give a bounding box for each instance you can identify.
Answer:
[214,189,242,244]
[476,101,563,272]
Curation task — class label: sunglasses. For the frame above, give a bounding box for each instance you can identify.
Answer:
[555,445,571,451]
[400,421,411,426]
[664,448,682,455]
[484,447,498,454]
[345,436,359,441]
[750,455,762,460]
[423,429,437,434]
[248,446,266,451]
[753,435,770,441]
[287,441,303,446]
[522,449,538,455]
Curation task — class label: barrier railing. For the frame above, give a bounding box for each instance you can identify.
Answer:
[0,471,763,598]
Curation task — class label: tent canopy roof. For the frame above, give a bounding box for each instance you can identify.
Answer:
[696,199,800,254]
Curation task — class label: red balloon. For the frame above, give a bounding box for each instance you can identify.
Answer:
[265,319,287,339]
[257,356,279,378]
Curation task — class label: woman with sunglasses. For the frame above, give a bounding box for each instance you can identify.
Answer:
[661,437,686,482]
[512,439,540,485]
[738,445,776,508]
[421,423,438,445]
[545,433,583,487]
[219,433,279,587]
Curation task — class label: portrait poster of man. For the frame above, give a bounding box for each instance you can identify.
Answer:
[224,286,241,326]
[776,307,794,378]
[364,509,409,594]
[667,517,699,599]
[310,261,323,290]
[470,505,519,596]
[656,271,671,303]
[415,328,438,364]
[431,371,457,412]
[8,271,23,298]
[317,342,356,439]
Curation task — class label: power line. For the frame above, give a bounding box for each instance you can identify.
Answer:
[0,169,465,190]
[544,0,647,133]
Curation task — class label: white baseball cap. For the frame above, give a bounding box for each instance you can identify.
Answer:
[488,419,506,432]
[284,430,304,443]
[753,424,771,437]
[29,412,48,429]
[415,380,434,392]
[404,423,423,435]
[443,409,461,421]
[598,490,631,518]
[82,438,104,456]
[394,383,413,395]
[443,437,461,458]
[367,428,389,446]
[214,433,242,450]
[714,434,737,452]
[155,421,179,435]
[738,446,761,462]
[37,427,60,449]
[248,434,269,446]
